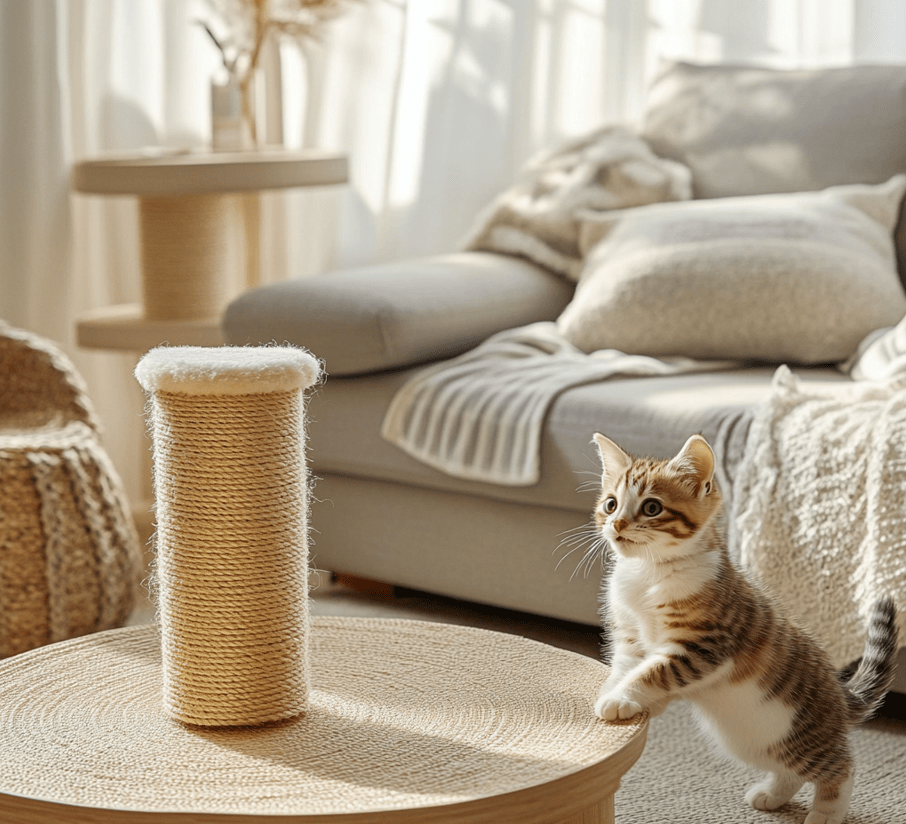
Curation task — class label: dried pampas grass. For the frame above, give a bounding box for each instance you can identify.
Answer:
[199,0,362,142]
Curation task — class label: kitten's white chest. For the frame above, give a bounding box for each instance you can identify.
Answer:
[609,554,718,648]
[609,567,673,647]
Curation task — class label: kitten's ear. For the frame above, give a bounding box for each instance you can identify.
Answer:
[668,434,715,497]
[593,433,632,481]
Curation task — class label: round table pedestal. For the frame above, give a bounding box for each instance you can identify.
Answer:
[0,618,647,823]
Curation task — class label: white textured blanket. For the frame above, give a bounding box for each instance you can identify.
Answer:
[732,366,906,668]
[381,322,730,486]
[462,125,692,279]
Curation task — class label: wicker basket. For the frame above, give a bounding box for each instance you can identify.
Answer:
[0,321,141,658]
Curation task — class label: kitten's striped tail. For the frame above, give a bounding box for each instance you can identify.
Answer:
[843,597,899,724]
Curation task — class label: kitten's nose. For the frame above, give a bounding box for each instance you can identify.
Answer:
[612,519,628,534]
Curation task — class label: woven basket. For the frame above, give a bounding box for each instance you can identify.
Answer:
[0,321,141,658]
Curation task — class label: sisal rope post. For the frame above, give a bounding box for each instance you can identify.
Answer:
[138,194,232,321]
[135,346,321,727]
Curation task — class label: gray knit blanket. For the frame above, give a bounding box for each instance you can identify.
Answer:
[462,124,692,280]
[382,322,731,486]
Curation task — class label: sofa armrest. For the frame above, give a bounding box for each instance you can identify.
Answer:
[222,252,574,376]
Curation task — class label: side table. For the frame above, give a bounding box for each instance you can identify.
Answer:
[72,147,349,344]
[70,149,348,535]
[0,617,648,824]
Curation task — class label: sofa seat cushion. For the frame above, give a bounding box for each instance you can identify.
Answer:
[306,364,847,514]
[223,252,574,376]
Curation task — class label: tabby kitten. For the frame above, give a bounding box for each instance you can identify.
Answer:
[591,432,898,824]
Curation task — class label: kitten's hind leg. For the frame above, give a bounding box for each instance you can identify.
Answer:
[745,771,803,811]
[805,771,854,824]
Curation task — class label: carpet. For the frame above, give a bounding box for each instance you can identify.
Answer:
[128,575,906,821]
[617,702,904,824]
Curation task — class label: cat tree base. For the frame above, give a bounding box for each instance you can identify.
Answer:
[0,618,647,824]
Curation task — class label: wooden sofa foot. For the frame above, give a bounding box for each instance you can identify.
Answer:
[332,573,397,598]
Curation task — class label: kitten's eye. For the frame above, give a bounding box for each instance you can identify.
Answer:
[602,496,617,514]
[641,499,662,517]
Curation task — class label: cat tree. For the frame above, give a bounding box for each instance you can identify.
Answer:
[0,345,647,823]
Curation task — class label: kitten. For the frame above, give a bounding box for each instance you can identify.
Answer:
[590,432,898,824]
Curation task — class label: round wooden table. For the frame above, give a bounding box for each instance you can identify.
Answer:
[0,618,647,823]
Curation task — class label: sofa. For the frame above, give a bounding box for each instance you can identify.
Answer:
[223,61,906,690]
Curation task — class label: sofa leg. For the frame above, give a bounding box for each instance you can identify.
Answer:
[332,573,397,598]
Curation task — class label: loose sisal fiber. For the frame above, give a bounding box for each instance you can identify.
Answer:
[136,346,321,727]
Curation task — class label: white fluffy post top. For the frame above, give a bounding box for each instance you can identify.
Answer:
[135,346,321,396]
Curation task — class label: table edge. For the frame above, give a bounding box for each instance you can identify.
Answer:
[71,150,349,195]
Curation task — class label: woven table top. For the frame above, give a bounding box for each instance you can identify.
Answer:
[0,617,647,823]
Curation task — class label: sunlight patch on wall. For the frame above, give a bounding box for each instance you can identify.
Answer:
[555,2,607,136]
[280,41,306,150]
[768,0,854,67]
[649,0,862,70]
[384,1,514,212]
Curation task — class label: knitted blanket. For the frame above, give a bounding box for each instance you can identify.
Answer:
[731,366,906,668]
[462,125,692,280]
[381,322,731,486]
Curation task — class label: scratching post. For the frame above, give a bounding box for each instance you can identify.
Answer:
[135,345,320,727]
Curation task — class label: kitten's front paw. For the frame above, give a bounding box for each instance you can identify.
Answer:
[594,692,643,721]
[746,787,786,811]
[745,774,803,812]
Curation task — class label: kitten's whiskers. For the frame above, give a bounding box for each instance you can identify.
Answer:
[554,523,609,580]
[575,470,603,495]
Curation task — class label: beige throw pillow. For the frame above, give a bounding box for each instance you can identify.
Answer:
[556,176,906,365]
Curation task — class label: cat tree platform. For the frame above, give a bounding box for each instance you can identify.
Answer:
[0,617,648,824]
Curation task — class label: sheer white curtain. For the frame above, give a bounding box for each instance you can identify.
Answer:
[2,0,222,503]
[2,0,906,501]
[307,0,906,266]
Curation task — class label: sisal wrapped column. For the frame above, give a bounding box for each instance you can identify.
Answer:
[135,346,321,727]
[138,194,232,321]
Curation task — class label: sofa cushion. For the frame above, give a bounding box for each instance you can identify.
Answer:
[642,61,906,200]
[305,363,846,515]
[556,176,906,365]
[222,253,574,376]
